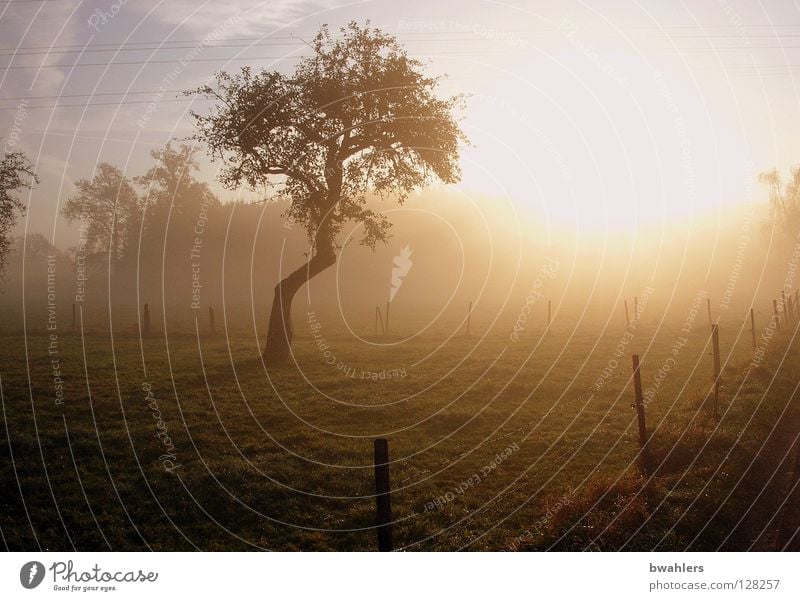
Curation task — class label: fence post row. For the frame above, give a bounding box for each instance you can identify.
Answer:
[773,299,781,331]
[782,290,789,324]
[143,303,151,336]
[631,354,651,475]
[711,323,721,417]
[375,306,386,337]
[373,438,393,552]
[631,354,647,451]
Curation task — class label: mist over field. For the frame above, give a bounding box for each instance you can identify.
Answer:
[0,189,788,338]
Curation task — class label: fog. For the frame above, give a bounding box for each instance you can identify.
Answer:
[1,180,792,345]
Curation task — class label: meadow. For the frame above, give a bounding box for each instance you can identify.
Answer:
[2,301,798,552]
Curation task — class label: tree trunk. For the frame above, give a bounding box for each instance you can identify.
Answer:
[262,247,336,366]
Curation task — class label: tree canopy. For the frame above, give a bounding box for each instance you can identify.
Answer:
[62,162,140,266]
[0,151,38,275]
[189,21,467,255]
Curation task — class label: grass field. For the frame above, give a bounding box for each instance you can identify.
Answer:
[1,306,798,551]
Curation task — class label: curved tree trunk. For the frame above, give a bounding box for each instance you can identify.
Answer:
[262,247,336,366]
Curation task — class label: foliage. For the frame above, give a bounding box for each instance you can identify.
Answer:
[0,151,38,274]
[62,163,141,266]
[135,143,219,227]
[189,21,467,253]
[60,145,219,283]
[759,167,800,241]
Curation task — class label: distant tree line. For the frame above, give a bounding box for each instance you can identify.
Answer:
[0,142,302,332]
[60,143,220,280]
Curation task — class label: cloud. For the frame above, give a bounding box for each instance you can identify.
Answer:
[129,0,349,38]
[0,0,82,99]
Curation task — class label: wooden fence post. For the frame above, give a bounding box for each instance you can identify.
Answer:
[466,301,472,337]
[208,307,216,337]
[377,306,386,336]
[631,354,649,474]
[707,298,713,330]
[143,303,151,336]
[624,300,630,327]
[373,438,393,552]
[773,299,781,331]
[782,290,789,324]
[631,354,647,448]
[711,323,721,417]
[750,308,756,352]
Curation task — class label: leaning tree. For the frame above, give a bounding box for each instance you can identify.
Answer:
[190,21,466,364]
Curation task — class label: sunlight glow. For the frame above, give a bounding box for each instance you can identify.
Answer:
[456,39,753,234]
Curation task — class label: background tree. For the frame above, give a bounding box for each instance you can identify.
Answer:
[61,163,141,273]
[134,143,220,307]
[759,167,800,241]
[190,21,467,364]
[0,151,37,277]
[135,143,218,242]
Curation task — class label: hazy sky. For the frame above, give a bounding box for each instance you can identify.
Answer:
[3,0,800,244]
